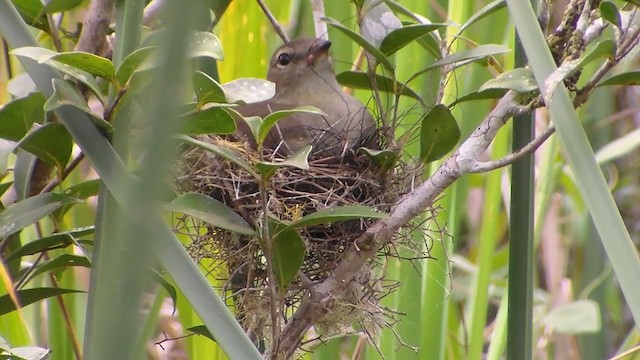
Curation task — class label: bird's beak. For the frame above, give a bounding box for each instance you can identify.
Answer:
[307,40,331,65]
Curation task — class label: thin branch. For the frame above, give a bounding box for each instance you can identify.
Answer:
[469,125,556,173]
[309,0,328,40]
[39,153,86,194]
[256,0,289,43]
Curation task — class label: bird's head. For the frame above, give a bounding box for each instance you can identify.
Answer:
[267,38,338,98]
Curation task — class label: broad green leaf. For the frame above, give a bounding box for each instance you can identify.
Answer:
[336,71,422,100]
[6,227,94,261]
[449,88,507,106]
[322,17,395,71]
[259,107,324,145]
[256,145,312,180]
[430,44,510,69]
[187,325,216,342]
[361,1,402,47]
[0,193,81,238]
[152,271,178,311]
[0,92,46,141]
[222,78,275,104]
[16,123,73,170]
[271,226,305,289]
[28,254,91,279]
[64,179,101,199]
[380,23,446,56]
[285,205,387,230]
[420,104,461,163]
[42,0,82,13]
[176,135,257,178]
[599,1,621,28]
[50,52,115,81]
[382,0,425,23]
[0,287,83,316]
[0,140,13,178]
[458,0,506,34]
[9,0,49,32]
[180,107,236,135]
[115,47,156,86]
[13,149,36,201]
[188,31,224,60]
[7,72,38,98]
[193,71,227,105]
[43,79,113,132]
[359,148,398,173]
[597,70,640,86]
[164,192,257,236]
[479,67,537,93]
[544,300,601,334]
[595,127,640,164]
[2,346,50,360]
[543,40,616,102]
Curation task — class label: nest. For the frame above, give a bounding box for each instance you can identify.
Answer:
[173,134,426,345]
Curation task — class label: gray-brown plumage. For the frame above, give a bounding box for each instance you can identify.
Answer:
[234,38,375,157]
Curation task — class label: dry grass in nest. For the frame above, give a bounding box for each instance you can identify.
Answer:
[172,134,429,343]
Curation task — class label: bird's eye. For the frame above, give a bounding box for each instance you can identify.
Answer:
[277,53,291,66]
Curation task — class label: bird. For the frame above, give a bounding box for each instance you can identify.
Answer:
[233,38,376,158]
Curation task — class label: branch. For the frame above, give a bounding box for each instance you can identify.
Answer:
[256,0,289,43]
[75,0,115,56]
[310,0,328,40]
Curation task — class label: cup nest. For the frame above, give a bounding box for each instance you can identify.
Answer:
[173,134,428,344]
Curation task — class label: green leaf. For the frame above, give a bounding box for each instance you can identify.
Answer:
[359,148,398,173]
[420,104,461,163]
[599,1,621,28]
[193,71,227,105]
[152,271,178,312]
[176,135,257,178]
[164,192,257,236]
[597,70,640,86]
[50,52,115,81]
[458,0,506,34]
[180,107,236,135]
[0,287,83,316]
[259,107,324,145]
[9,0,49,32]
[383,0,424,23]
[0,140,13,179]
[222,78,275,104]
[16,123,73,170]
[28,254,91,279]
[544,300,601,334]
[0,183,13,199]
[64,179,101,199]
[43,79,113,132]
[2,346,50,360]
[380,23,446,56]
[6,227,94,261]
[336,71,423,100]
[271,225,305,289]
[42,0,82,13]
[285,205,387,230]
[322,17,395,71]
[188,31,224,60]
[187,325,216,342]
[0,92,46,141]
[479,67,537,93]
[115,47,156,86]
[430,44,510,69]
[595,127,640,164]
[449,88,507,106]
[256,145,312,180]
[0,193,81,238]
[13,149,36,201]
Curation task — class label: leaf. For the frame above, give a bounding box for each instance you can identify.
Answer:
[479,67,538,93]
[152,271,178,313]
[222,78,275,104]
[359,148,398,173]
[16,123,73,170]
[430,44,510,69]
[360,1,402,47]
[6,227,94,262]
[458,0,506,34]
[0,287,83,316]
[544,300,601,334]
[43,79,113,132]
[115,47,156,86]
[42,0,83,13]
[336,71,423,100]
[322,17,395,71]
[597,70,640,86]
[380,23,446,56]
[0,92,46,141]
[543,40,616,103]
[50,52,115,81]
[599,1,621,28]
[164,193,257,236]
[187,325,216,342]
[193,71,227,105]
[0,193,81,238]
[449,88,507,106]
[420,104,461,163]
[7,72,38,98]
[259,107,324,145]
[28,254,91,279]
[188,31,224,60]
[383,0,425,23]
[0,140,13,178]
[176,135,257,178]
[10,0,50,32]
[256,146,312,180]
[13,149,37,201]
[595,127,640,164]
[271,225,305,289]
[180,107,236,135]
[285,205,387,230]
